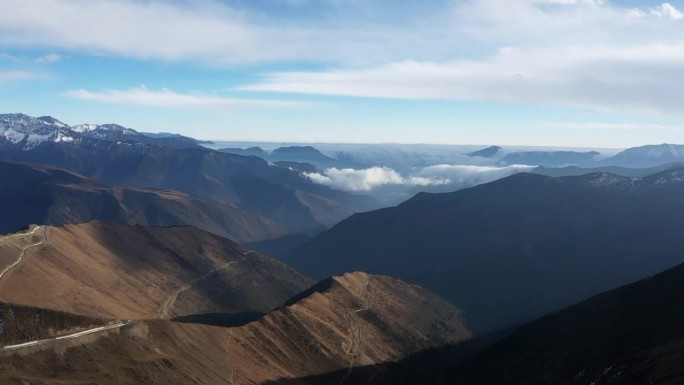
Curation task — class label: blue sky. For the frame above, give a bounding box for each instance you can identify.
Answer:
[2,0,684,147]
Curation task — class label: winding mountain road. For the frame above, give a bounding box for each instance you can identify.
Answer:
[0,226,46,281]
[156,257,247,319]
[0,226,132,352]
[340,277,373,385]
[2,321,133,351]
[343,278,372,358]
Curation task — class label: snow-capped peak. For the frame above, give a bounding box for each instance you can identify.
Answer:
[72,123,140,137]
[0,113,77,149]
[71,124,100,133]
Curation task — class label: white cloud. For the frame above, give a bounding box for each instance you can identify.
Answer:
[548,122,673,131]
[0,53,20,62]
[67,86,303,109]
[651,3,683,20]
[0,0,447,64]
[305,166,448,192]
[241,41,684,113]
[0,71,42,84]
[35,53,62,63]
[239,1,684,114]
[305,164,533,192]
[415,164,536,186]
[3,0,684,115]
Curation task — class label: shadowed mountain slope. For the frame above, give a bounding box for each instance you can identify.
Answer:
[0,161,291,243]
[290,169,684,333]
[442,259,684,384]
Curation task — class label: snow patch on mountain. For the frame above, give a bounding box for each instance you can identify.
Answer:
[0,113,78,149]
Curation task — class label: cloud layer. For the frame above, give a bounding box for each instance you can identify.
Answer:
[239,0,684,113]
[0,70,42,84]
[305,164,534,192]
[0,0,450,64]
[67,86,302,109]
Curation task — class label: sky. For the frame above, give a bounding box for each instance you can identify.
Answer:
[2,0,684,147]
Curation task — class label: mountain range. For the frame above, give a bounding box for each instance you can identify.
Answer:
[6,111,684,384]
[220,145,367,170]
[0,161,290,243]
[0,222,470,385]
[289,168,684,332]
[0,114,380,235]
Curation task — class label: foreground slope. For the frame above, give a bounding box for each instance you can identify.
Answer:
[291,169,684,332]
[0,272,472,385]
[0,222,313,319]
[444,260,684,385]
[0,161,290,243]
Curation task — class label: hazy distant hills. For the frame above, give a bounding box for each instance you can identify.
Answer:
[533,161,684,178]
[443,258,684,384]
[598,143,684,168]
[0,161,291,243]
[467,145,501,158]
[290,168,684,333]
[499,150,601,167]
[0,114,380,234]
[221,145,368,170]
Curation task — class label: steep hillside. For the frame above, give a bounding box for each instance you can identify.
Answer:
[444,260,684,385]
[0,272,471,385]
[0,302,110,346]
[0,114,380,234]
[0,161,290,243]
[291,169,684,332]
[0,222,313,319]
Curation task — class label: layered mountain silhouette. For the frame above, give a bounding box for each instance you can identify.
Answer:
[533,161,684,178]
[598,143,684,168]
[221,144,367,169]
[290,168,684,332]
[499,150,600,166]
[0,161,290,243]
[0,114,380,234]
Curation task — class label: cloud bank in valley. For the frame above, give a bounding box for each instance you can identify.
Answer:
[305,164,535,192]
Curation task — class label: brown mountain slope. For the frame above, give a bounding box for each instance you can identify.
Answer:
[0,161,291,243]
[0,222,313,320]
[0,301,111,346]
[0,272,472,385]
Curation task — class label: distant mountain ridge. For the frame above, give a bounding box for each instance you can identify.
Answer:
[599,143,684,168]
[467,145,501,158]
[220,144,368,170]
[1,113,204,150]
[290,168,684,333]
[0,113,380,234]
[499,150,600,167]
[0,161,290,243]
